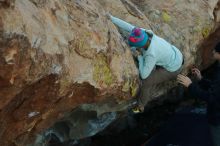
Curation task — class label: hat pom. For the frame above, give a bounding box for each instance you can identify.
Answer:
[133,28,141,36]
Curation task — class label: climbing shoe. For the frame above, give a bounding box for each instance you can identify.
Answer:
[131,105,144,114]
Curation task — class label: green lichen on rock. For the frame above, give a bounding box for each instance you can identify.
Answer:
[201,26,211,38]
[122,80,130,92]
[70,36,97,59]
[130,80,138,97]
[162,11,171,23]
[68,38,85,54]
[93,54,114,86]
[122,79,139,97]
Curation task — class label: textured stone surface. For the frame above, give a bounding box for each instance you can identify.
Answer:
[0,0,219,145]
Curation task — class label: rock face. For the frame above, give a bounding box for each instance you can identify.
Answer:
[0,0,219,145]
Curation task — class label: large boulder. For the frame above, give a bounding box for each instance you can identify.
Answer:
[0,0,219,145]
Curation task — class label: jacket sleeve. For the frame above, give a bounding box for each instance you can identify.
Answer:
[110,15,135,33]
[188,82,215,103]
[144,29,154,35]
[137,54,156,79]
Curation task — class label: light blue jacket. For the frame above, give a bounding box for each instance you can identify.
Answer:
[110,15,183,79]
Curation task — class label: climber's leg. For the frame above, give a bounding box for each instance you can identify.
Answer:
[138,66,183,110]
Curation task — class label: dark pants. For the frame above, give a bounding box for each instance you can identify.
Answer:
[210,124,220,146]
[138,66,183,107]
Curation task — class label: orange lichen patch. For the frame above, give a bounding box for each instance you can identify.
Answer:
[44,8,57,24]
[91,31,102,43]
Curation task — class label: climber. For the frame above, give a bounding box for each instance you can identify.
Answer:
[177,42,220,146]
[108,15,184,113]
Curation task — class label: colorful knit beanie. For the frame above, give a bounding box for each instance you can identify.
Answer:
[128,27,149,48]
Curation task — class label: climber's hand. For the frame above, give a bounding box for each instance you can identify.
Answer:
[177,74,192,88]
[191,68,202,80]
[106,12,112,20]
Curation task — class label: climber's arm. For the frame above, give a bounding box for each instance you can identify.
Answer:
[110,15,135,33]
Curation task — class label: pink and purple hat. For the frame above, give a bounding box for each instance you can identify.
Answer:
[128,27,149,48]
